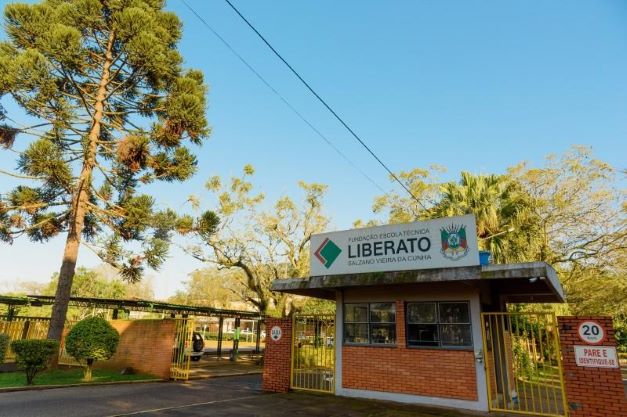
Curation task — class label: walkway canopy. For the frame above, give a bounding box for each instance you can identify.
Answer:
[272,261,566,304]
[0,295,263,319]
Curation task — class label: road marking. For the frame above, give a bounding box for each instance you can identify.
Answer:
[106,393,274,416]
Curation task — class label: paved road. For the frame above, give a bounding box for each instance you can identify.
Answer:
[0,376,265,417]
[0,374,498,417]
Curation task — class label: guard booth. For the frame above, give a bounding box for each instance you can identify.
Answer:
[267,215,576,415]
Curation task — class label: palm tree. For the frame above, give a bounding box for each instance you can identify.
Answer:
[432,172,539,263]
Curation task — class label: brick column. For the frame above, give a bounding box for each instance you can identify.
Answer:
[558,316,627,417]
[395,300,406,346]
[262,317,292,393]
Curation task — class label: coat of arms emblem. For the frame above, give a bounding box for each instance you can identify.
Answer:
[440,223,469,260]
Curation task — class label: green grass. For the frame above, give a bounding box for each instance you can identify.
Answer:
[0,367,156,388]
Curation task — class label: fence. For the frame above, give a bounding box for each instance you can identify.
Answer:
[291,314,335,393]
[0,317,52,362]
[482,312,568,417]
[170,318,194,381]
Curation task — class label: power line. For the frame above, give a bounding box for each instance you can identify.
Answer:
[222,0,425,209]
[181,0,387,195]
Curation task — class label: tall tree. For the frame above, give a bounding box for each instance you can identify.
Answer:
[0,0,212,341]
[431,172,540,263]
[188,166,329,317]
[168,268,242,309]
[509,146,625,268]
[368,148,626,347]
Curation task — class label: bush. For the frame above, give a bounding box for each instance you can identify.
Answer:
[0,334,9,363]
[65,317,119,381]
[11,339,59,385]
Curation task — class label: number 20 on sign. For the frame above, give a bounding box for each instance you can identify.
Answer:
[578,320,605,345]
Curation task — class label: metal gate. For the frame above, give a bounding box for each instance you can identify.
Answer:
[291,314,335,393]
[170,318,195,381]
[481,312,568,417]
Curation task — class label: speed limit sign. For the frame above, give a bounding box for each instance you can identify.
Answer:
[578,321,605,345]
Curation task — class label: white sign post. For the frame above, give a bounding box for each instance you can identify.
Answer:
[310,214,479,277]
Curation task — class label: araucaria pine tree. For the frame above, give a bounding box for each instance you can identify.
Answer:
[0,0,214,341]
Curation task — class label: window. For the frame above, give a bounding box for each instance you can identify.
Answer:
[344,303,396,345]
[406,301,472,348]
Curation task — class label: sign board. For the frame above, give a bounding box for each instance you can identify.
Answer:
[270,326,282,342]
[574,345,618,368]
[577,321,605,345]
[310,214,479,276]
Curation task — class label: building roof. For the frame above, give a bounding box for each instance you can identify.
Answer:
[271,261,565,303]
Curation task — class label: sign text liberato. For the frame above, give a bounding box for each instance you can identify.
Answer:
[310,214,479,276]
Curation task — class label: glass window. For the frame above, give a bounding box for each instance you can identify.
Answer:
[407,323,439,347]
[345,304,368,323]
[406,301,472,348]
[370,303,396,323]
[439,302,470,324]
[407,302,436,323]
[440,324,473,347]
[344,303,396,345]
[344,323,369,344]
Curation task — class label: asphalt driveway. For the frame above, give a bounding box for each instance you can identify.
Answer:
[0,375,499,417]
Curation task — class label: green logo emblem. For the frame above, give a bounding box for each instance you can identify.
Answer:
[314,238,342,268]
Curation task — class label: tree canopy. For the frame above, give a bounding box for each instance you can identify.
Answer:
[65,316,119,381]
[0,0,214,340]
[187,165,329,317]
[370,147,626,348]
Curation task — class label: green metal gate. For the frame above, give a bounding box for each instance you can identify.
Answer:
[291,314,335,393]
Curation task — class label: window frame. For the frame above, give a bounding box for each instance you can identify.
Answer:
[405,300,473,350]
[343,302,396,346]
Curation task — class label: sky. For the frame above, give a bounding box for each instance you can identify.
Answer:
[0,1,626,299]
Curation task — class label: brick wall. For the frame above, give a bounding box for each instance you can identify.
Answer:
[558,316,627,417]
[262,318,292,393]
[342,301,478,401]
[94,319,176,380]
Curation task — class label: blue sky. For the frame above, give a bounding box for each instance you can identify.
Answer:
[1,1,626,298]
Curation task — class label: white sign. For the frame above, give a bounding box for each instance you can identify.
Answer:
[578,321,605,345]
[574,345,618,368]
[270,326,282,342]
[310,214,479,276]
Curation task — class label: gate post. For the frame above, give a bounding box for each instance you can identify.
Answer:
[262,317,292,393]
[557,316,626,417]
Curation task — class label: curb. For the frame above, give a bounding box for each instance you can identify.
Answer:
[186,370,263,380]
[0,378,165,393]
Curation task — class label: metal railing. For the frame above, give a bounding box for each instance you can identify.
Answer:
[170,318,194,380]
[291,314,335,393]
[481,312,568,417]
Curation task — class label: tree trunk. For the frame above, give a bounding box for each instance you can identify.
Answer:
[84,358,94,381]
[47,31,115,343]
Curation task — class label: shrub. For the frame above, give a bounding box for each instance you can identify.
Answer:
[65,317,120,381]
[0,334,9,363]
[11,339,59,385]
